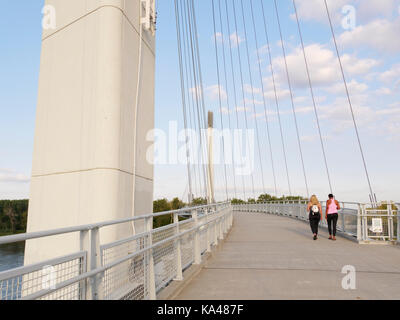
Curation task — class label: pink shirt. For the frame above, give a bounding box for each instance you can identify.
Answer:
[327,199,338,214]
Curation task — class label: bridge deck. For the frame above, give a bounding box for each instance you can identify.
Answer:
[176,212,400,300]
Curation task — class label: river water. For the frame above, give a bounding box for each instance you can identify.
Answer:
[0,242,25,300]
[0,242,25,272]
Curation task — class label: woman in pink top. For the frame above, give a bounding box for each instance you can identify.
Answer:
[325,194,341,240]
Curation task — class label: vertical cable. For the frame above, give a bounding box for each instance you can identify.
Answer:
[224,0,247,201]
[260,0,292,196]
[248,0,278,197]
[180,0,200,199]
[292,0,332,194]
[185,0,209,200]
[174,0,193,203]
[232,0,256,200]
[217,0,238,200]
[273,0,310,198]
[239,0,266,197]
[211,0,229,201]
[324,0,375,200]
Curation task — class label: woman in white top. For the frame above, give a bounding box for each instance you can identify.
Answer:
[307,195,323,240]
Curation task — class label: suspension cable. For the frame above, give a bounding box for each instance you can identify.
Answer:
[174,0,194,203]
[232,0,256,200]
[185,0,209,200]
[239,0,266,197]
[211,0,229,201]
[180,0,201,199]
[224,0,247,201]
[248,0,278,197]
[190,0,212,201]
[260,0,292,196]
[323,0,375,201]
[273,0,310,198]
[217,0,238,200]
[292,0,332,194]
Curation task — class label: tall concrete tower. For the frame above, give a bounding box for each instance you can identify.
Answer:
[25,0,156,264]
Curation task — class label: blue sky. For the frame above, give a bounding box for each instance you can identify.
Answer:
[0,0,399,203]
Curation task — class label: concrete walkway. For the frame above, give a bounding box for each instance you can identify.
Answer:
[176,212,400,300]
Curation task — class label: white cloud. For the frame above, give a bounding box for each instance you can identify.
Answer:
[230,32,244,47]
[271,44,379,89]
[205,84,227,101]
[379,63,400,88]
[292,0,397,25]
[189,85,203,99]
[0,169,30,183]
[214,32,244,48]
[324,79,368,95]
[357,0,398,22]
[339,18,400,53]
[290,0,349,24]
[376,108,400,115]
[374,87,392,95]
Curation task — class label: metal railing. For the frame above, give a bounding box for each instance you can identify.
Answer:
[0,202,233,300]
[233,200,399,243]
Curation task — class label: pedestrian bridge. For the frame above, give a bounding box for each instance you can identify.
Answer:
[1,201,399,300]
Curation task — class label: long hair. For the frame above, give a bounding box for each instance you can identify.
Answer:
[310,195,320,206]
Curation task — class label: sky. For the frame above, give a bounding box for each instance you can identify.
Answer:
[0,0,399,204]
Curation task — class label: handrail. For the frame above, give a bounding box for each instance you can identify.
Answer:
[0,202,229,245]
[0,202,233,300]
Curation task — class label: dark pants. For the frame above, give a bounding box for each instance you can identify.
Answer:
[309,213,320,235]
[327,213,339,236]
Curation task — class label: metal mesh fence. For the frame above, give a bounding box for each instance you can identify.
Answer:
[0,203,233,300]
[0,252,86,300]
[152,224,177,293]
[101,234,149,300]
[179,220,195,269]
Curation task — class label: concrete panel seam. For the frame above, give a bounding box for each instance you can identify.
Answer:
[31,167,153,181]
[42,5,155,57]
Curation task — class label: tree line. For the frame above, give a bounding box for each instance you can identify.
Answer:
[0,200,28,236]
[0,194,306,235]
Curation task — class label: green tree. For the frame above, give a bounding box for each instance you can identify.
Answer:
[231,198,245,205]
[191,197,207,206]
[171,197,185,210]
[153,198,171,213]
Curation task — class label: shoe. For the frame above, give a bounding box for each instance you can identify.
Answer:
[328,235,332,240]
[313,235,317,240]
[332,236,336,241]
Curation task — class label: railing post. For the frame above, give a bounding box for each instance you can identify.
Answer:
[192,209,201,265]
[362,204,368,241]
[174,213,183,281]
[388,202,394,241]
[357,204,362,242]
[89,227,103,300]
[146,216,156,300]
[397,203,400,245]
[214,208,219,245]
[219,212,224,240]
[229,204,233,228]
[79,230,89,300]
[206,207,212,252]
[341,203,346,233]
